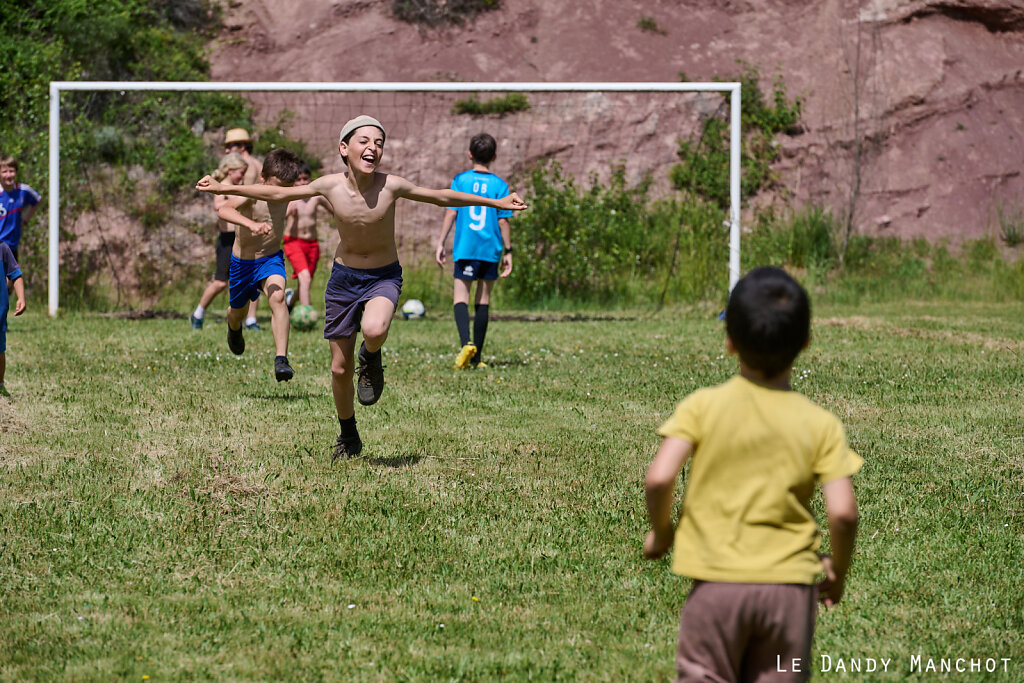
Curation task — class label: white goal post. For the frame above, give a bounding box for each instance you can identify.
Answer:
[47,81,741,317]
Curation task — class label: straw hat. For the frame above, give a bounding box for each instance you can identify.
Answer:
[224,128,252,145]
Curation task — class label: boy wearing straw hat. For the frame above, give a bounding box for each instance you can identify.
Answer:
[223,128,264,330]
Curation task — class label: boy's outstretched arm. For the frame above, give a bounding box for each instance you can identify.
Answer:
[819,476,859,607]
[643,436,693,559]
[395,178,527,211]
[196,176,319,203]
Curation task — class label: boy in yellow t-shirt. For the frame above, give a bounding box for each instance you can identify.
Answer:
[643,266,862,683]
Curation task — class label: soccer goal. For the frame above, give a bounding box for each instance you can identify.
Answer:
[47,81,741,316]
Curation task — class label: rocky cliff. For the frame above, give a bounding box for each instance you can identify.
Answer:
[207,0,1024,243]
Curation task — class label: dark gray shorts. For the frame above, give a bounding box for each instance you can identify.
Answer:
[675,581,817,682]
[323,261,403,339]
[214,231,234,282]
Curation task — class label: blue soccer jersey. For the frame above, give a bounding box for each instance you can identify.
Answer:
[450,170,512,262]
[0,183,41,250]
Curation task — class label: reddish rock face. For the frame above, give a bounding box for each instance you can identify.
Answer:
[209,0,1024,244]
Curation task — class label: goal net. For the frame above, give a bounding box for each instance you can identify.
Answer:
[47,82,741,315]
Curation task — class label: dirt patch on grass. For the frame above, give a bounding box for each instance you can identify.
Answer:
[819,316,1024,352]
[0,399,27,436]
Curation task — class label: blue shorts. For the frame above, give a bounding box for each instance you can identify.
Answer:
[454,259,499,281]
[324,261,403,339]
[0,281,9,354]
[228,251,286,310]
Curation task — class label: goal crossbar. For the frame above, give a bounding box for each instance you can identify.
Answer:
[47,81,741,315]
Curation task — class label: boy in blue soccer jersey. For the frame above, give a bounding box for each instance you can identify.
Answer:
[0,155,42,262]
[0,242,26,397]
[434,133,513,369]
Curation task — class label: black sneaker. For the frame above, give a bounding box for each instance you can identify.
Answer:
[275,356,294,382]
[355,342,385,406]
[190,314,203,330]
[332,433,363,461]
[227,324,245,355]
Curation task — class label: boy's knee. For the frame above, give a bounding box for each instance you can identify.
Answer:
[331,361,353,381]
[361,321,390,344]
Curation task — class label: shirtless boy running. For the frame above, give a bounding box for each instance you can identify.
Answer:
[197,115,527,461]
[206,147,303,383]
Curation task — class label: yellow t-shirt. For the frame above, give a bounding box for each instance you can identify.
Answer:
[658,375,864,585]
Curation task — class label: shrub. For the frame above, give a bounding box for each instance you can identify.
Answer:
[636,16,667,35]
[744,206,838,271]
[672,64,803,209]
[451,93,531,117]
[505,161,726,307]
[392,0,500,26]
[996,203,1024,247]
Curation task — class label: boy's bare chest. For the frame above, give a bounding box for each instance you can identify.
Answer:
[331,191,395,232]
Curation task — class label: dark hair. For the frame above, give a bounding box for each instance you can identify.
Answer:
[298,162,311,177]
[227,141,254,154]
[469,133,497,164]
[725,266,810,378]
[261,148,302,184]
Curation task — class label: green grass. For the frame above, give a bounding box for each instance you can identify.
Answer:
[1,298,1022,680]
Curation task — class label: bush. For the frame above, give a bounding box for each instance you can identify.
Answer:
[996,203,1024,246]
[505,161,726,307]
[672,64,803,209]
[745,206,838,271]
[451,93,531,117]
[392,0,500,26]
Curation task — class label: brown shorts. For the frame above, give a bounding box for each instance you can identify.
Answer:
[676,581,817,683]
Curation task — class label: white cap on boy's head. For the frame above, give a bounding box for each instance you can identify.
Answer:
[339,115,386,147]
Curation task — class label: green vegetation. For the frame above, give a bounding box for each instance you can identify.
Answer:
[1,299,1020,679]
[499,160,1024,310]
[2,1,316,297]
[451,93,531,117]
[996,202,1024,247]
[392,0,500,26]
[672,64,803,209]
[505,161,724,306]
[636,16,667,35]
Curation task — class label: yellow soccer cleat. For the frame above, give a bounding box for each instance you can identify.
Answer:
[454,343,477,370]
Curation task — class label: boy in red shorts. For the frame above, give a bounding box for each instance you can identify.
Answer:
[283,162,329,309]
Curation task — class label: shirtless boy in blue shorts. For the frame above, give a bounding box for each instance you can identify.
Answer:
[198,115,527,460]
[206,147,302,382]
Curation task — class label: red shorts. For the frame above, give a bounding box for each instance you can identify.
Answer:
[283,236,320,278]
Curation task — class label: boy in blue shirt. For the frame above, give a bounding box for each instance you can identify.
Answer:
[0,155,42,261]
[434,133,513,369]
[0,242,26,397]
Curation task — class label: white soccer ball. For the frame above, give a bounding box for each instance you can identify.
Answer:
[401,298,426,319]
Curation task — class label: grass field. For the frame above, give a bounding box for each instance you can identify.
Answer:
[1,298,1022,680]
